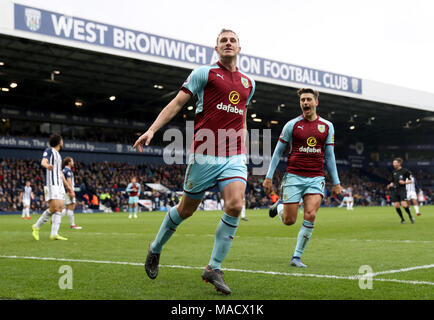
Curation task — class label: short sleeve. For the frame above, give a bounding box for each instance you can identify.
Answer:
[42,148,52,160]
[181,66,210,96]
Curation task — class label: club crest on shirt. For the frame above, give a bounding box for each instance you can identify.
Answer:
[241,77,249,89]
[318,124,325,133]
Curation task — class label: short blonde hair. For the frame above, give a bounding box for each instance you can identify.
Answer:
[216,29,239,45]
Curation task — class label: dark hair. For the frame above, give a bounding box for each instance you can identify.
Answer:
[63,156,73,168]
[393,157,403,164]
[216,28,239,44]
[297,88,319,100]
[49,133,62,147]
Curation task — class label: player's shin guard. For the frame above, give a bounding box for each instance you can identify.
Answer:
[34,209,51,228]
[134,206,138,216]
[208,213,239,270]
[67,209,75,226]
[50,212,62,237]
[151,206,184,254]
[293,220,314,258]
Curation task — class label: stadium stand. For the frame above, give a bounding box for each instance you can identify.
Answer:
[1,157,432,214]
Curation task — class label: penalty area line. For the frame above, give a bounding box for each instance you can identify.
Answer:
[0,255,433,287]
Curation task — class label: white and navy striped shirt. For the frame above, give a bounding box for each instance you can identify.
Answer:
[22,186,32,201]
[42,147,64,188]
[406,175,416,194]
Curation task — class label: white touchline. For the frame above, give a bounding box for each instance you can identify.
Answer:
[1,255,434,287]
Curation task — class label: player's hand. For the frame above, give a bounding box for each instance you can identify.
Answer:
[133,130,154,152]
[399,180,405,185]
[46,164,54,171]
[262,178,273,195]
[333,184,343,195]
[68,188,75,198]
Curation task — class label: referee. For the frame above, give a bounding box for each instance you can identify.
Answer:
[386,157,415,224]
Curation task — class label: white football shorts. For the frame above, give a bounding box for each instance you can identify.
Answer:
[44,185,65,202]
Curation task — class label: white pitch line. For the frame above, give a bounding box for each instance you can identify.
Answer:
[1,255,433,287]
[370,264,434,277]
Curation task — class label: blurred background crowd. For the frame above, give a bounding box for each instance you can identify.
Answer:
[0,157,432,213]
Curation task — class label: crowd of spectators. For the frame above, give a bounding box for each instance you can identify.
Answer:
[0,157,433,213]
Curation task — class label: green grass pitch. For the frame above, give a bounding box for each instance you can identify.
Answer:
[1,206,433,300]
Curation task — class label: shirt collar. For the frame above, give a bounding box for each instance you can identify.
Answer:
[217,60,238,72]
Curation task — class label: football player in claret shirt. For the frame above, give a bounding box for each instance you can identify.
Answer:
[386,158,415,224]
[263,88,342,268]
[133,29,255,295]
[126,177,141,219]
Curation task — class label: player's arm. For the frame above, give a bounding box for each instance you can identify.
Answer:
[263,122,293,194]
[41,157,53,171]
[243,110,248,145]
[263,125,292,194]
[324,123,342,194]
[62,173,75,197]
[244,78,255,145]
[66,176,75,198]
[324,144,342,194]
[133,91,190,151]
[31,192,35,200]
[126,183,132,193]
[134,67,208,151]
[133,91,191,152]
[263,142,287,195]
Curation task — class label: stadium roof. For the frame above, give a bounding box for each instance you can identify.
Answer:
[1,33,433,149]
